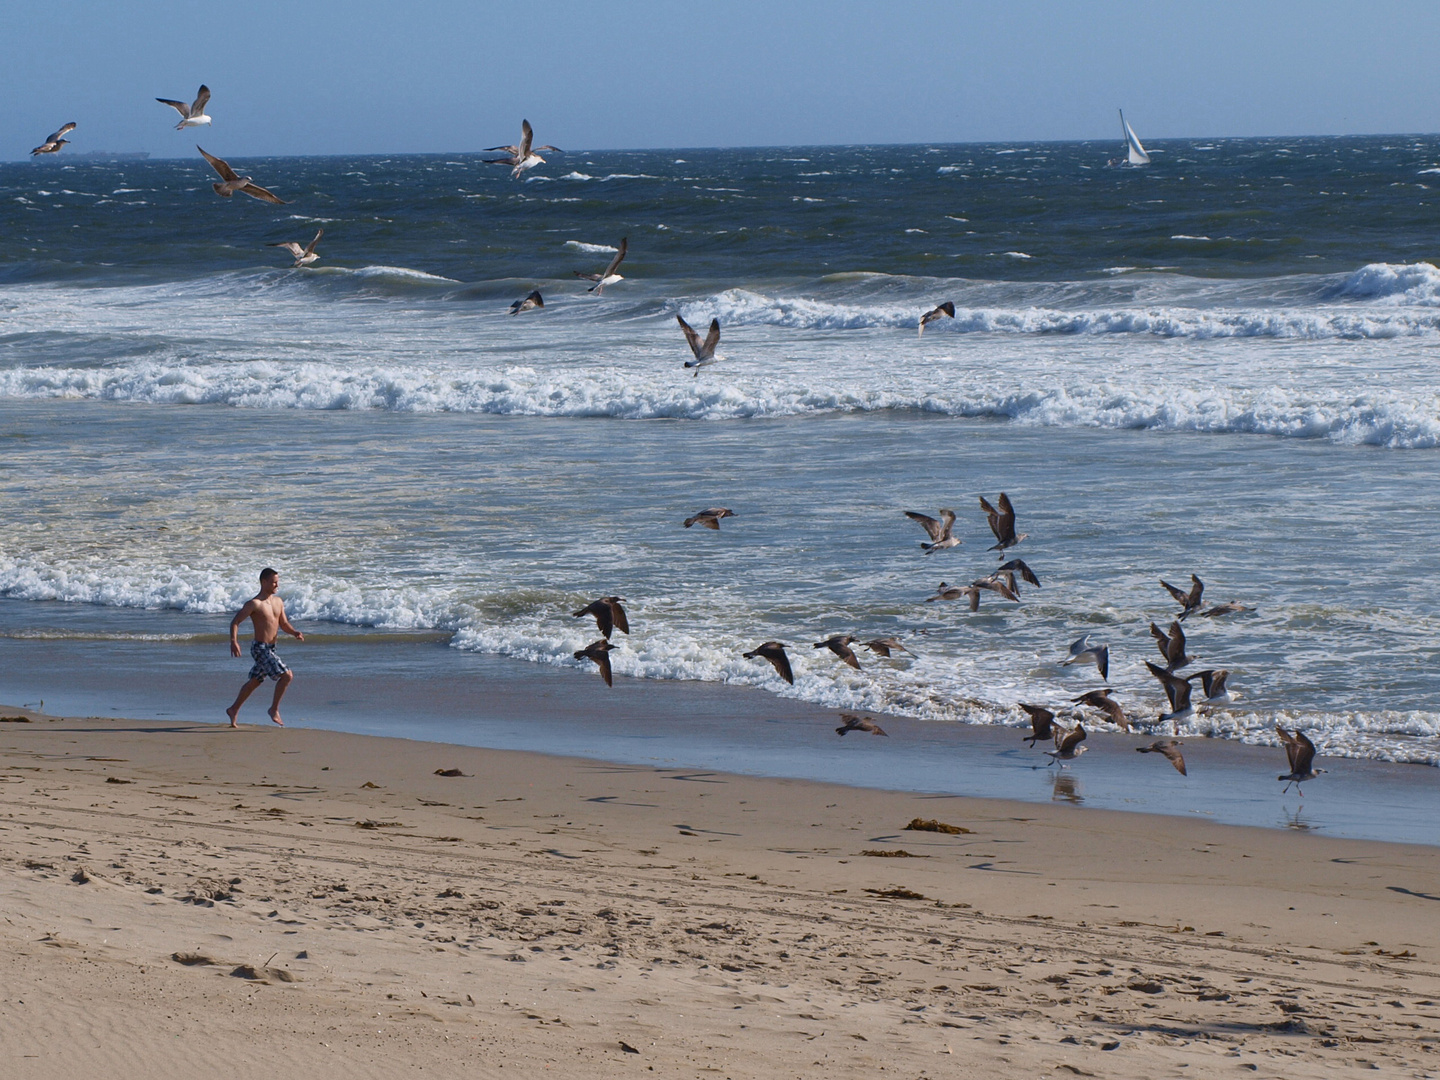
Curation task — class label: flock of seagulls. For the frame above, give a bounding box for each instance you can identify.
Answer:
[565,489,1315,799]
[28,94,1317,798]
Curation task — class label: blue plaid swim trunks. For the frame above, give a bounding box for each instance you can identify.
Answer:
[248,641,289,682]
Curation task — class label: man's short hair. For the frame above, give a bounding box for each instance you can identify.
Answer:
[259,567,279,583]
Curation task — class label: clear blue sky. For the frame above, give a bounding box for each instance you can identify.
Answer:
[3,1,1437,159]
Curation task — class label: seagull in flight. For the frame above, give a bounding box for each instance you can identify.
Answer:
[904,509,959,553]
[1136,739,1187,776]
[1071,688,1129,731]
[573,639,615,687]
[1276,726,1324,795]
[269,228,323,267]
[1150,620,1194,671]
[485,119,561,179]
[677,315,720,374]
[573,596,630,640]
[813,635,862,670]
[198,147,286,204]
[510,290,544,315]
[157,85,211,130]
[979,493,1027,556]
[743,641,794,685]
[1019,704,1057,747]
[1192,668,1238,705]
[575,238,627,294]
[1145,661,1194,730]
[1161,574,1204,620]
[1045,722,1087,766]
[1061,634,1109,681]
[31,123,76,156]
[836,713,888,737]
[684,507,734,530]
[918,301,955,337]
[860,637,915,659]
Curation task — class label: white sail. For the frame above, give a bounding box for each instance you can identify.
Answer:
[1119,110,1150,166]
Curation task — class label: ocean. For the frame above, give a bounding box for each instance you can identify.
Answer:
[2,136,1439,828]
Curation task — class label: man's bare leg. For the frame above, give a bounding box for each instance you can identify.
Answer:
[267,670,294,726]
[227,677,264,727]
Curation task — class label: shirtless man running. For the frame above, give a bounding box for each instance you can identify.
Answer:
[227,567,304,727]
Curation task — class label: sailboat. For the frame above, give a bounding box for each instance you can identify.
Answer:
[1119,110,1150,166]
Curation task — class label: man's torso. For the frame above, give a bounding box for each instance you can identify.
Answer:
[248,594,284,644]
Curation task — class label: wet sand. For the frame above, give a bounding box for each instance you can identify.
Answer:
[1,704,1438,1079]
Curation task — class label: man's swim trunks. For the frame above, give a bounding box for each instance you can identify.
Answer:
[248,641,289,682]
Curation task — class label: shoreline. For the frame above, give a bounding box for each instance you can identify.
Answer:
[2,704,1438,1077]
[2,600,1438,847]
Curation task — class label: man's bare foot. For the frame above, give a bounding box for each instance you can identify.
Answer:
[227,706,241,728]
[268,709,284,727]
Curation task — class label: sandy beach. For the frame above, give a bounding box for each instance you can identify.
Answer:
[2,705,1437,1079]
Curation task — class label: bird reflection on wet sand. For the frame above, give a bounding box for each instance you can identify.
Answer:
[1051,772,1083,804]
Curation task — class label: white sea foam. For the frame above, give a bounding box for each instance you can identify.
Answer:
[563,241,619,254]
[1330,261,1440,305]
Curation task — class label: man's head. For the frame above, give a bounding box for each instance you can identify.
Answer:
[259,567,279,590]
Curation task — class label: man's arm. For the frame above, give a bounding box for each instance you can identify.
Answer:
[229,600,256,658]
[277,602,305,642]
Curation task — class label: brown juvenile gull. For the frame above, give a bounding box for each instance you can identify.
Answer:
[1061,634,1109,681]
[973,575,1020,603]
[573,596,629,640]
[925,581,987,610]
[1199,601,1254,618]
[574,237,627,294]
[813,635,861,670]
[1276,726,1324,795]
[1192,668,1237,705]
[198,147,286,204]
[485,119,562,179]
[917,301,955,337]
[1019,703,1057,747]
[836,713,888,737]
[1145,661,1194,730]
[31,123,76,156]
[156,85,211,130]
[573,638,615,687]
[861,637,915,658]
[1150,619,1194,671]
[995,558,1041,589]
[269,228,323,267]
[1045,722,1087,766]
[1161,574,1204,620]
[1136,738,1187,776]
[677,314,720,375]
[742,641,794,685]
[979,493,1028,556]
[904,508,959,553]
[684,507,734,530]
[1071,688,1129,731]
[510,290,544,315]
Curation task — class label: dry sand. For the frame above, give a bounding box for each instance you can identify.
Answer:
[1,706,1437,1079]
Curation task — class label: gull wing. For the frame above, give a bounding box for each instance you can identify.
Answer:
[157,97,191,118]
[998,558,1040,587]
[1276,725,1300,772]
[519,119,533,159]
[1168,620,1187,663]
[198,146,238,182]
[700,318,720,360]
[1160,578,1191,607]
[1159,743,1187,775]
[1292,731,1316,774]
[602,238,628,278]
[676,315,703,358]
[574,599,614,639]
[240,182,287,205]
[978,496,1001,539]
[1145,661,1185,709]
[905,511,946,542]
[604,598,629,635]
[996,493,1016,537]
[1150,621,1171,661]
[1019,704,1054,740]
[534,144,562,153]
[593,648,613,687]
[48,122,77,142]
[1056,723,1086,754]
[304,228,324,256]
[269,241,305,258]
[191,85,211,114]
[1188,574,1204,607]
